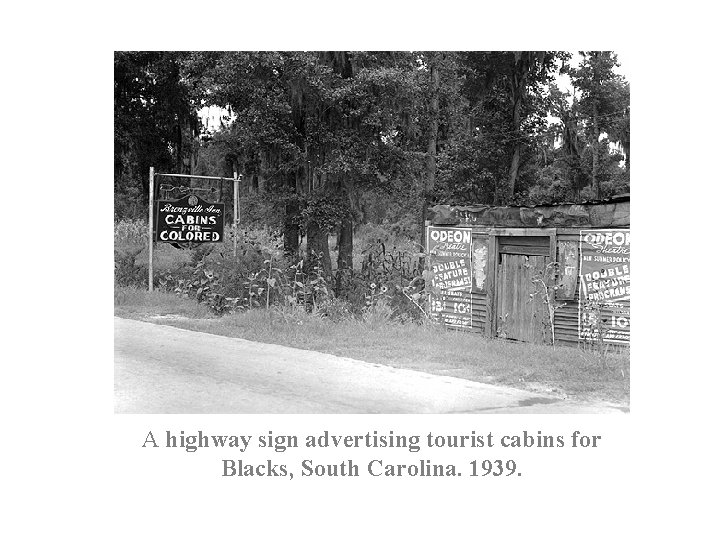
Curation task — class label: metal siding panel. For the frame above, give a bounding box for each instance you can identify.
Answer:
[470,291,487,332]
[552,277,630,347]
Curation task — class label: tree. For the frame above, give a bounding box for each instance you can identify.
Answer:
[185,52,424,275]
[419,52,441,240]
[114,52,198,217]
[184,52,319,257]
[116,50,630,283]
[569,51,629,199]
[429,52,575,207]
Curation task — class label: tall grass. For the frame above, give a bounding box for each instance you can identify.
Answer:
[115,286,210,318]
[114,218,148,248]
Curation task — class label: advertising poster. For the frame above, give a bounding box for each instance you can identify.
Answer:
[472,236,489,293]
[578,229,630,344]
[426,226,473,328]
[557,241,578,300]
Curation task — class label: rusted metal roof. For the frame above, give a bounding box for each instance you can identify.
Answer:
[429,194,630,229]
[512,193,630,208]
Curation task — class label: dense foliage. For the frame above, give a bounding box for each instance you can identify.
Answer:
[115,51,629,316]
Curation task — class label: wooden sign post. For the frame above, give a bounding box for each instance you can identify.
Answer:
[148,167,154,292]
[147,169,240,292]
[233,171,239,257]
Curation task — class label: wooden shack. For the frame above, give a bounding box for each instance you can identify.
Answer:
[425,195,630,346]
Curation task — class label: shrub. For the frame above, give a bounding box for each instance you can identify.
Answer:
[334,223,425,321]
[114,219,429,324]
[153,228,335,316]
[114,219,149,288]
[114,248,147,287]
[362,295,395,329]
[114,219,147,249]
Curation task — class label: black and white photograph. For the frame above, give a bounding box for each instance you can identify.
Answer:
[7,3,720,538]
[114,51,631,414]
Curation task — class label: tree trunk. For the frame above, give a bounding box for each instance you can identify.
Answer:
[507,53,530,202]
[591,100,601,199]
[507,93,522,199]
[337,218,353,271]
[306,220,331,277]
[336,218,353,292]
[258,151,268,193]
[420,55,440,248]
[623,137,630,175]
[283,198,300,259]
[322,51,356,289]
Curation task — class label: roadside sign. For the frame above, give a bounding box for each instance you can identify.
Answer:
[155,194,225,243]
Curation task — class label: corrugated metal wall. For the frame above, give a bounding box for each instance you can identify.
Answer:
[555,232,582,344]
[554,292,631,345]
[551,232,630,346]
[433,229,629,346]
[470,291,487,333]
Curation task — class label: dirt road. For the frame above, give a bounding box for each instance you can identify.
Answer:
[114,317,625,414]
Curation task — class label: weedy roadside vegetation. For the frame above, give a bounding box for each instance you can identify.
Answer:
[115,219,630,404]
[115,285,629,403]
[115,219,426,320]
[528,261,566,347]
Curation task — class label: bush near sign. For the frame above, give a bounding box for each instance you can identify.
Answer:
[155,194,225,244]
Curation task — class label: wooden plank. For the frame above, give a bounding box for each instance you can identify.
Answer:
[521,255,531,342]
[515,255,525,341]
[508,255,516,338]
[500,255,507,337]
[499,245,549,256]
[505,255,514,339]
[549,230,557,311]
[536,255,550,343]
[488,228,554,236]
[495,254,504,338]
[493,253,552,344]
[498,236,550,247]
[522,255,531,342]
[485,233,498,338]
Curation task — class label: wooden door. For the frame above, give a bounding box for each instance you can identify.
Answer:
[496,252,548,343]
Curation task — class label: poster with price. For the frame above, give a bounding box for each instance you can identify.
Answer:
[426,226,473,328]
[578,229,630,344]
